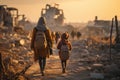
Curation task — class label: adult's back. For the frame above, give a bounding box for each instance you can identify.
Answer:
[31,17,52,61]
[34,28,47,49]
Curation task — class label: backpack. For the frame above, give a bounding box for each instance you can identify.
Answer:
[60,44,70,61]
[34,29,47,49]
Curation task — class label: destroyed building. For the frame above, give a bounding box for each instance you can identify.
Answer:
[87,16,120,37]
[41,4,64,28]
[0,5,33,33]
[0,5,19,27]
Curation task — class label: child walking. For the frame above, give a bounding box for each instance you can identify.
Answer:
[57,32,72,73]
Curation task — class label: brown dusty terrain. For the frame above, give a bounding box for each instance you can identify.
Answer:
[25,40,91,80]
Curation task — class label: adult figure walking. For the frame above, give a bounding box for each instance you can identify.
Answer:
[55,32,61,44]
[76,31,81,40]
[31,16,52,76]
[71,30,76,40]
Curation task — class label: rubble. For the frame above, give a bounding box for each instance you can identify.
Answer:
[0,3,120,80]
[90,72,104,79]
[0,20,33,79]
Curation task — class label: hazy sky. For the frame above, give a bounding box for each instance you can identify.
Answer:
[1,0,120,23]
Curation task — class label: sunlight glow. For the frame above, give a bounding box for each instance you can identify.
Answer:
[1,0,120,22]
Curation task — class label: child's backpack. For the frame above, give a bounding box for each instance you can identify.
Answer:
[34,29,47,49]
[60,44,70,61]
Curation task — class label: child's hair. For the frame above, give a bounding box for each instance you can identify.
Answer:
[61,32,69,40]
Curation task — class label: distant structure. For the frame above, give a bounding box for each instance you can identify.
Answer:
[0,5,32,32]
[87,16,111,37]
[41,4,65,27]
[0,5,18,27]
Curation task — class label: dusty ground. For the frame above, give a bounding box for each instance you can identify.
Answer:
[25,40,91,80]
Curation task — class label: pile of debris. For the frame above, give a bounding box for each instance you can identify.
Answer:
[79,38,120,80]
[0,26,33,80]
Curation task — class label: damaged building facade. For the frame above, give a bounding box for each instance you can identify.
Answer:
[87,16,111,37]
[41,4,64,28]
[87,16,120,37]
[0,5,20,27]
[86,16,120,52]
[0,5,32,33]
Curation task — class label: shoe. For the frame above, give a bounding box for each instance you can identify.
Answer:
[62,68,66,73]
[41,71,44,76]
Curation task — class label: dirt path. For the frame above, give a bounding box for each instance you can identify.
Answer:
[26,40,91,80]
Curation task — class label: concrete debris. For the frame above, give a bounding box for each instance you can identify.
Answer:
[0,21,33,79]
[90,72,104,79]
[0,4,120,80]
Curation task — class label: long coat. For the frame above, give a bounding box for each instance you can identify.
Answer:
[31,28,52,61]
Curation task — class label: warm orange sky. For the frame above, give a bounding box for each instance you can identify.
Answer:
[1,0,120,23]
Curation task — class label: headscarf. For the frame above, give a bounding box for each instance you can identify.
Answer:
[36,17,48,31]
